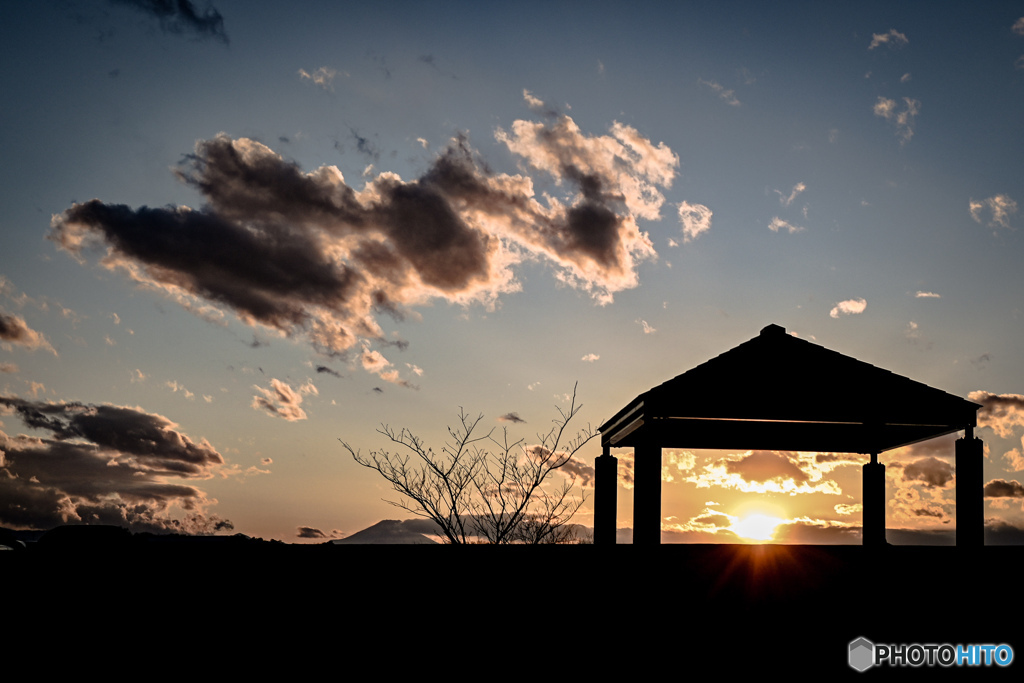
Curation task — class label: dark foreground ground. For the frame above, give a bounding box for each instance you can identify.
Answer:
[4,542,1019,678]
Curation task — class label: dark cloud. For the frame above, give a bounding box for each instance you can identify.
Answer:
[724,450,809,484]
[315,365,342,378]
[772,520,861,544]
[498,412,525,423]
[692,513,732,528]
[814,453,862,464]
[297,526,327,539]
[985,519,1024,545]
[0,396,222,475]
[111,0,228,43]
[0,311,56,354]
[51,111,676,378]
[349,128,379,161]
[0,396,227,532]
[984,479,1024,497]
[902,457,955,488]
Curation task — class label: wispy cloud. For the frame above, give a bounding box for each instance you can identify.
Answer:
[1013,17,1024,35]
[698,78,740,106]
[678,201,712,243]
[636,319,656,334]
[768,217,804,234]
[298,66,340,91]
[252,378,316,421]
[829,298,867,318]
[165,380,195,400]
[868,29,908,50]
[873,96,920,144]
[914,291,940,298]
[360,346,418,389]
[581,353,599,362]
[497,412,525,423]
[969,194,1018,230]
[775,182,806,207]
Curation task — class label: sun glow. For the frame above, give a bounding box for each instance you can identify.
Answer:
[730,513,785,542]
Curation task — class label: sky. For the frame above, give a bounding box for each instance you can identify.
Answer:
[2,0,1024,543]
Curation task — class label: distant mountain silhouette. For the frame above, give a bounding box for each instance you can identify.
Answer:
[332,519,439,544]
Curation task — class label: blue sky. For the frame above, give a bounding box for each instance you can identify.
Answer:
[2,1,1023,542]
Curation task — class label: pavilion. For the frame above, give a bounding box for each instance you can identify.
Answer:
[594,324,983,545]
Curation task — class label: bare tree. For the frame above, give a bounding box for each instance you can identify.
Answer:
[341,384,596,544]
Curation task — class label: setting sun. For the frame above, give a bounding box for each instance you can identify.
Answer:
[731,514,785,542]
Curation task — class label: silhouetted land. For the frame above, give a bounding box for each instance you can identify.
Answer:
[4,539,1018,677]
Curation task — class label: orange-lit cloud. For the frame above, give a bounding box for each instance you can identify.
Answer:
[251,378,316,421]
[0,311,57,355]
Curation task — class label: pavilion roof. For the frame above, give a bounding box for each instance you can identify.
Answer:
[599,324,980,454]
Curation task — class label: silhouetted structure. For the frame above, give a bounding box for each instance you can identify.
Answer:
[595,324,982,546]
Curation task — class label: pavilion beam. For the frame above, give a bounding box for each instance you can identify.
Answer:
[956,425,984,547]
[633,439,662,545]
[594,445,618,545]
[862,452,886,547]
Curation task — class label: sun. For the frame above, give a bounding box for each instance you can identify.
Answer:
[730,513,784,542]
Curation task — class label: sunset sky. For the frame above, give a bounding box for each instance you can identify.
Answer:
[2,1,1024,543]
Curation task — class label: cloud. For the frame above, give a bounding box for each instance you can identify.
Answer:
[52,109,676,376]
[522,89,545,109]
[914,291,940,298]
[251,378,315,421]
[315,365,342,378]
[768,217,804,234]
[968,391,1024,438]
[698,79,740,106]
[581,353,599,362]
[0,396,228,532]
[298,66,339,91]
[985,479,1024,497]
[678,201,712,243]
[0,311,57,355]
[296,526,329,538]
[111,0,228,43]
[868,29,908,50]
[775,182,806,207]
[637,319,656,334]
[360,346,417,389]
[829,298,866,318]
[0,363,18,373]
[497,412,525,423]
[969,194,1018,230]
[902,457,955,488]
[1013,17,1024,35]
[686,450,841,495]
[873,97,920,144]
[724,450,809,484]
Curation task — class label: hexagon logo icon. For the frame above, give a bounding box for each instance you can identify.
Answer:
[849,637,874,672]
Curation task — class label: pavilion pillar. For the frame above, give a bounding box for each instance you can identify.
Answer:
[633,440,662,545]
[956,426,984,547]
[862,452,886,547]
[594,445,618,545]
